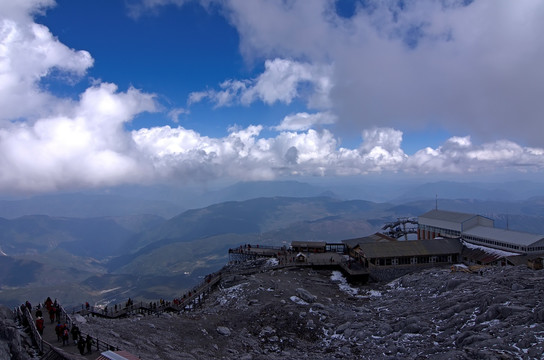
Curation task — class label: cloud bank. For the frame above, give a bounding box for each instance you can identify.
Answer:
[222,0,544,146]
[0,0,543,194]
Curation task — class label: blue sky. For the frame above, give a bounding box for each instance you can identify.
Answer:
[0,0,543,195]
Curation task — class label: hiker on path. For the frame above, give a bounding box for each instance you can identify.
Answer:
[55,323,63,341]
[36,316,44,336]
[86,334,93,354]
[49,307,55,323]
[71,324,80,345]
[62,325,70,346]
[77,337,85,355]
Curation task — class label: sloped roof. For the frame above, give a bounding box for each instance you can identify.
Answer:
[97,351,140,360]
[291,241,327,248]
[464,226,544,247]
[342,233,397,248]
[40,348,86,360]
[357,238,462,258]
[461,246,506,265]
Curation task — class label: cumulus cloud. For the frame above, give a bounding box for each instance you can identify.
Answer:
[274,112,337,131]
[168,107,188,123]
[131,124,544,183]
[1,0,544,194]
[0,3,93,122]
[221,0,544,147]
[0,83,157,192]
[408,136,544,174]
[188,58,333,109]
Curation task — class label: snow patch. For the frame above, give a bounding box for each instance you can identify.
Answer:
[386,278,406,291]
[218,283,248,305]
[266,258,279,267]
[462,240,520,257]
[331,271,360,296]
[97,287,121,295]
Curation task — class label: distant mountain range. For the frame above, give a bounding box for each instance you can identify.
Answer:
[1,180,544,308]
[1,179,544,220]
[392,180,544,203]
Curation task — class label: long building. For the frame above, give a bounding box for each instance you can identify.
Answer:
[418,209,544,255]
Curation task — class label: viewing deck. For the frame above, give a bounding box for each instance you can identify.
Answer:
[229,245,369,278]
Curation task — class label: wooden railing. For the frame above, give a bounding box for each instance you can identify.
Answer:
[15,305,50,355]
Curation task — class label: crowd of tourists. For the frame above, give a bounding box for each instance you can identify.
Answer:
[22,297,95,355]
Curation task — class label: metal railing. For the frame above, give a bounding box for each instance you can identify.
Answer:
[61,305,120,352]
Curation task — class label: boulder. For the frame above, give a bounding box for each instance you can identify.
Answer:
[296,288,317,303]
[216,326,231,336]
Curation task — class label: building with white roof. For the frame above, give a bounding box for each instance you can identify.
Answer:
[418,209,544,255]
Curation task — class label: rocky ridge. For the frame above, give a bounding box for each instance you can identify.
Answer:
[0,306,39,360]
[74,262,544,359]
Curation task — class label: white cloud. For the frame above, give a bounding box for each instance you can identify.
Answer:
[168,107,188,123]
[408,136,544,174]
[188,58,333,109]
[274,112,336,131]
[1,0,544,194]
[0,83,157,192]
[0,6,93,122]
[221,0,544,147]
[126,0,190,19]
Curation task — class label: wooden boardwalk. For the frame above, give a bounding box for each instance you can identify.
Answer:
[17,244,367,359]
[229,247,369,278]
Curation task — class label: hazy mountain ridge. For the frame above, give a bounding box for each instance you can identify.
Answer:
[0,214,165,259]
[2,179,544,307]
[3,179,543,220]
[392,180,544,203]
[0,193,182,219]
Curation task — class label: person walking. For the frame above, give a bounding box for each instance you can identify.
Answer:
[62,325,69,346]
[55,322,63,342]
[77,337,85,355]
[55,306,61,323]
[49,307,56,324]
[35,316,44,336]
[85,334,94,354]
[71,324,80,345]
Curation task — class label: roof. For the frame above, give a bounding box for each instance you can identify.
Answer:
[419,209,478,224]
[464,226,544,247]
[357,238,462,258]
[461,246,507,265]
[291,241,327,248]
[41,348,86,360]
[342,233,397,248]
[97,351,140,360]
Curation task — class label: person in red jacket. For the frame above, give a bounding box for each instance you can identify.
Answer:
[36,316,44,335]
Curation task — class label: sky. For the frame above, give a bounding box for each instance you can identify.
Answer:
[1,0,544,195]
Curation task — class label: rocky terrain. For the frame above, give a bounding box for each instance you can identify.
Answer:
[0,306,38,360]
[69,261,544,359]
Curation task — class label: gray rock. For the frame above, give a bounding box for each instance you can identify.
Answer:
[296,288,317,303]
[216,326,231,336]
[498,305,526,319]
[336,321,351,334]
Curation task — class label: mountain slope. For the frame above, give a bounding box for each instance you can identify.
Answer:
[108,197,397,275]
